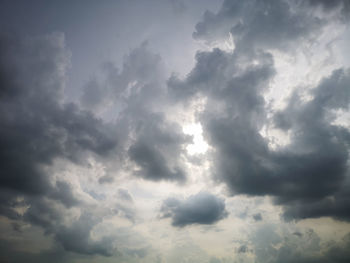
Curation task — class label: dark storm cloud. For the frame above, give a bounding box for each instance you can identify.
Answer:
[0,31,189,256]
[160,192,228,227]
[193,0,322,52]
[23,198,67,234]
[271,69,350,220]
[50,181,80,208]
[178,48,350,221]
[168,48,275,103]
[168,0,350,222]
[81,43,190,182]
[128,112,188,182]
[0,33,117,196]
[0,32,120,256]
[0,0,349,261]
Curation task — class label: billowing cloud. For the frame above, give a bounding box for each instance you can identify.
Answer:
[0,33,117,196]
[0,32,121,256]
[1,0,350,262]
[160,192,228,227]
[193,0,322,52]
[82,42,190,183]
[55,213,114,256]
[168,0,350,222]
[253,213,263,222]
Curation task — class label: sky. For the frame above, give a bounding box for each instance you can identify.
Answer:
[0,0,350,262]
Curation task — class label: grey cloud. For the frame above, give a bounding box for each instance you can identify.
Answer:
[168,48,233,100]
[50,181,79,208]
[24,198,116,256]
[117,188,133,202]
[308,0,347,9]
[0,238,68,263]
[271,69,350,220]
[114,203,136,223]
[253,213,263,222]
[160,192,228,227]
[80,78,106,112]
[207,67,350,221]
[237,244,250,254]
[23,198,67,234]
[125,114,189,183]
[80,42,164,111]
[293,231,303,237]
[88,192,135,224]
[124,247,148,258]
[193,0,322,52]
[128,112,188,182]
[81,42,189,182]
[0,31,190,257]
[55,213,115,256]
[169,10,350,221]
[22,189,133,256]
[306,0,350,17]
[1,0,350,261]
[0,33,117,197]
[169,48,275,104]
[270,229,350,263]
[0,32,120,256]
[169,0,186,14]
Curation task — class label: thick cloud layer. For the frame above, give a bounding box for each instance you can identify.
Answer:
[0,33,117,195]
[0,33,120,256]
[81,43,190,182]
[170,0,350,222]
[160,192,228,227]
[0,0,350,262]
[193,0,322,52]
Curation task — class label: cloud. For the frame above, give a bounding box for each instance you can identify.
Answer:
[80,42,165,112]
[1,1,350,262]
[193,0,322,52]
[253,213,263,222]
[272,69,350,220]
[237,244,250,254]
[306,0,350,17]
[55,213,115,256]
[117,189,133,202]
[0,33,117,196]
[81,42,190,183]
[167,0,350,222]
[203,57,350,221]
[0,31,190,258]
[128,112,188,182]
[252,226,350,263]
[160,192,228,227]
[0,32,122,256]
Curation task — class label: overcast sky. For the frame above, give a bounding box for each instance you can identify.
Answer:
[1,0,350,262]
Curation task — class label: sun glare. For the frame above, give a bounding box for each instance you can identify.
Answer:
[183,123,209,155]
